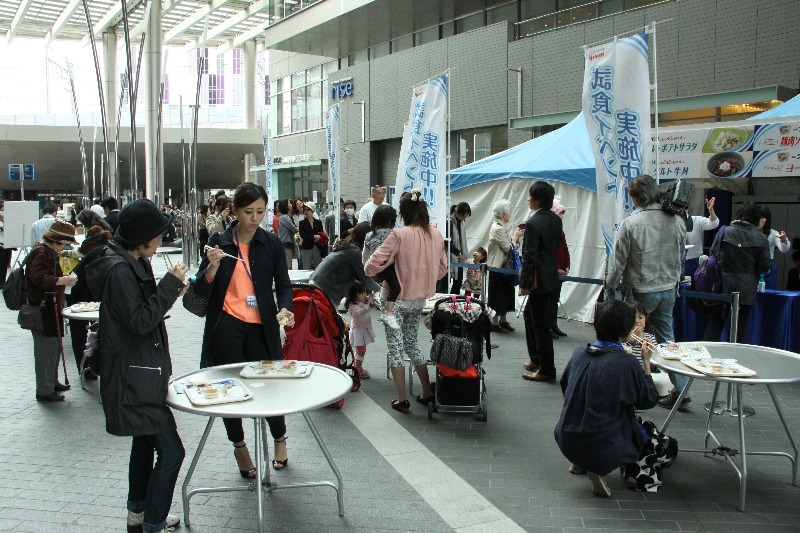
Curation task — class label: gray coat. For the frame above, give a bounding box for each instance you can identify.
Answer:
[310,243,380,304]
[85,243,184,437]
[606,204,686,293]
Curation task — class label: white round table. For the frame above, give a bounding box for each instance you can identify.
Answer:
[651,342,800,512]
[168,362,352,532]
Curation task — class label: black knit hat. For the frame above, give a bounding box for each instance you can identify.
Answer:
[115,199,172,248]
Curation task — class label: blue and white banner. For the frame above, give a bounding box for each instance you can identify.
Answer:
[262,121,275,231]
[326,103,341,239]
[395,73,449,229]
[582,33,651,255]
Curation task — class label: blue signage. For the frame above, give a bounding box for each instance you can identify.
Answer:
[8,164,34,181]
[331,80,354,100]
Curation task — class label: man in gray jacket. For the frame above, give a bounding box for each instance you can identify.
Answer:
[605,175,688,408]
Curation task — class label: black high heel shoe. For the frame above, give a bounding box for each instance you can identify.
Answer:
[233,442,257,479]
[272,436,289,471]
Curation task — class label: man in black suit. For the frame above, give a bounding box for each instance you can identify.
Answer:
[520,181,562,382]
[101,197,120,233]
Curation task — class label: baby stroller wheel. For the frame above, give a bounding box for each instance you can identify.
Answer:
[336,398,345,409]
[427,402,434,420]
[477,405,488,422]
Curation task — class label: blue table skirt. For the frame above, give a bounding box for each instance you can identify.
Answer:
[674,288,800,353]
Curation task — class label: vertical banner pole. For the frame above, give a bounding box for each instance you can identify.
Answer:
[262,113,275,229]
[326,104,341,242]
[650,21,661,184]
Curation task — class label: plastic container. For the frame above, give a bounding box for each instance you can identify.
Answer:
[757,274,766,293]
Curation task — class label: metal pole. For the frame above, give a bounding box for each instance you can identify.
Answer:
[19,164,24,198]
[130,33,147,198]
[80,0,111,191]
[729,291,740,343]
[650,22,661,183]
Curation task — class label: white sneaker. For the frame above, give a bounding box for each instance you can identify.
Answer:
[127,511,180,532]
[378,312,401,330]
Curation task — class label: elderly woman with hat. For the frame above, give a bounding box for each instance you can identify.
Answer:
[25,220,79,402]
[298,201,324,270]
[86,199,189,533]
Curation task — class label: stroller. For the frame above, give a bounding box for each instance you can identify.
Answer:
[283,284,360,408]
[427,295,492,421]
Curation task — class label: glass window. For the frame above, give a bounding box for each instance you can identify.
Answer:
[455,12,484,34]
[441,21,454,38]
[291,85,306,132]
[291,71,305,89]
[474,132,491,161]
[599,0,624,16]
[307,81,322,130]
[487,2,518,25]
[455,0,484,18]
[307,65,321,82]
[322,60,338,79]
[391,34,413,53]
[521,0,556,19]
[370,41,391,59]
[348,49,368,66]
[415,26,439,46]
[280,91,291,135]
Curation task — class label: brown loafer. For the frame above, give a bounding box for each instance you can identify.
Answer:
[522,371,556,382]
[523,361,540,372]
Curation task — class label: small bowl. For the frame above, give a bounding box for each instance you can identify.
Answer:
[706,151,745,178]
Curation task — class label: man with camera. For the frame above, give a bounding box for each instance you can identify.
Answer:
[605,174,689,409]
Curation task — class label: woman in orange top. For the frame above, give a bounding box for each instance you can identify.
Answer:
[194,182,295,476]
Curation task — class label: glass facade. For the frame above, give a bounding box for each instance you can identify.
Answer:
[267,0,323,25]
[273,60,338,136]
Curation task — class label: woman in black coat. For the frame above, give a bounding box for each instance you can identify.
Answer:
[298,202,324,270]
[194,182,295,476]
[85,199,189,533]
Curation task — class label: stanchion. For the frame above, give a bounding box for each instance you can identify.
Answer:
[702,292,755,418]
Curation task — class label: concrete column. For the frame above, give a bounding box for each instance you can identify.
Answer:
[144,0,163,202]
[243,40,257,129]
[102,30,118,199]
[244,152,257,183]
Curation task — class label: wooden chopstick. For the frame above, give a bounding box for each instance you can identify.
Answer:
[204,245,239,261]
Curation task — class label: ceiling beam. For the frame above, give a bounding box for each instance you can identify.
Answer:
[220,19,266,53]
[183,0,268,50]
[45,0,83,44]
[163,0,233,44]
[129,0,181,41]
[79,0,146,47]
[5,0,33,43]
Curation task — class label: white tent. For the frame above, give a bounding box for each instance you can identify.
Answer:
[450,114,602,322]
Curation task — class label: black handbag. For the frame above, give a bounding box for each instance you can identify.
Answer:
[18,303,44,331]
[182,284,209,317]
[430,334,473,371]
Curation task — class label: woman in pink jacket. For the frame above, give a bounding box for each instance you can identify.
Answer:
[364,190,448,413]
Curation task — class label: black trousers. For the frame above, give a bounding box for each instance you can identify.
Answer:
[524,291,557,376]
[0,246,14,282]
[450,267,464,295]
[374,263,401,302]
[209,312,287,442]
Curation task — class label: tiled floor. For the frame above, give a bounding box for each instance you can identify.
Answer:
[1,257,799,532]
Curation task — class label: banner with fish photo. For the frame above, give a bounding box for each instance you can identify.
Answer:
[582,33,652,255]
[395,73,449,229]
[326,103,342,239]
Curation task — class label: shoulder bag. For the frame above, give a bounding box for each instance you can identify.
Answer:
[182,282,210,317]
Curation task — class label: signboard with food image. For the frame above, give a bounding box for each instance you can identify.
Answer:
[649,118,800,179]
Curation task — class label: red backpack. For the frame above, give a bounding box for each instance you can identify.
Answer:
[282,288,339,366]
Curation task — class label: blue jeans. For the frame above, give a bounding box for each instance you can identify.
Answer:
[631,288,689,397]
[127,430,185,532]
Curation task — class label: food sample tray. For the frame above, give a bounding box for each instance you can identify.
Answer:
[239,360,314,379]
[657,342,711,361]
[680,358,756,378]
[184,378,253,406]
